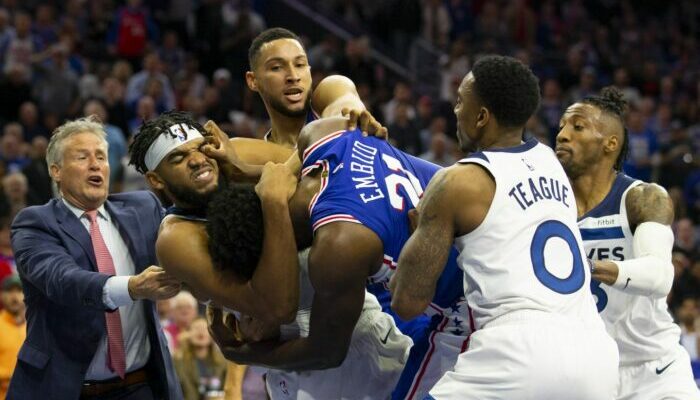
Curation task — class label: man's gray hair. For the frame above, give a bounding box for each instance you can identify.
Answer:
[46,115,108,169]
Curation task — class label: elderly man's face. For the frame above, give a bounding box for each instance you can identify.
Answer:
[51,132,110,210]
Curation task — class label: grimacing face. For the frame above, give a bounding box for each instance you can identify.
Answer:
[149,138,220,208]
[248,38,312,118]
[51,132,110,210]
[555,103,607,178]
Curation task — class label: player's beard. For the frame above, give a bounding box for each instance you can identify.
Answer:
[165,178,224,210]
[267,92,311,118]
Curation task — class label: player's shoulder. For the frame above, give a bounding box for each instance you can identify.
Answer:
[625,181,673,228]
[158,217,205,249]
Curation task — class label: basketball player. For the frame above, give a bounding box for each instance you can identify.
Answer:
[556,87,700,399]
[246,27,385,149]
[391,55,619,399]
[206,115,468,400]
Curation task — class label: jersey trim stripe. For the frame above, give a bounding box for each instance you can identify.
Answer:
[312,214,362,231]
[406,316,450,400]
[307,160,330,215]
[302,130,346,165]
[580,227,625,241]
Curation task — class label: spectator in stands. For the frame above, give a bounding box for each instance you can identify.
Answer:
[0,274,25,397]
[0,129,29,174]
[388,102,421,155]
[101,77,130,136]
[382,81,415,126]
[624,109,659,182]
[107,0,159,66]
[173,317,228,400]
[129,95,158,135]
[675,218,699,255]
[677,297,700,360]
[538,78,565,143]
[166,291,198,352]
[2,11,40,82]
[422,0,451,49]
[159,30,186,80]
[22,136,52,204]
[33,4,59,47]
[420,131,456,167]
[565,66,597,105]
[2,173,35,221]
[126,52,176,112]
[31,43,81,120]
[0,65,32,124]
[17,101,47,141]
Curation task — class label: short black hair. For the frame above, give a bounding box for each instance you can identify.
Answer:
[206,184,263,280]
[248,27,303,70]
[581,86,629,171]
[128,110,205,174]
[471,55,541,128]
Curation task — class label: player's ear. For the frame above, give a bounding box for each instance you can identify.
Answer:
[145,171,165,191]
[604,134,619,156]
[245,71,258,92]
[476,106,489,129]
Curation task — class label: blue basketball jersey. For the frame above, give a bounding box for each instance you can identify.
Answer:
[301,128,464,315]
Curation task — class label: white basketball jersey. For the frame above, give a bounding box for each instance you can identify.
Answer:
[578,173,681,365]
[454,140,601,330]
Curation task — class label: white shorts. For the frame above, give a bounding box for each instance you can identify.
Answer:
[429,310,620,400]
[265,296,412,400]
[616,343,700,400]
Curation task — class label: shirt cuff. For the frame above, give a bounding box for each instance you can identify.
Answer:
[103,275,134,309]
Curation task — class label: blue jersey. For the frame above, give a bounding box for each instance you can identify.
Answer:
[301,128,464,316]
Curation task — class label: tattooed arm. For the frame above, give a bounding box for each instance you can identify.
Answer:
[592,183,675,297]
[391,164,495,320]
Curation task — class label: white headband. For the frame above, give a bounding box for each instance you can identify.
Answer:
[144,123,204,171]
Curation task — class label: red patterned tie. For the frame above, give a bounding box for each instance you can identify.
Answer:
[85,210,127,379]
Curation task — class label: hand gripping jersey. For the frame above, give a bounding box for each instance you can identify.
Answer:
[578,173,680,365]
[302,129,468,399]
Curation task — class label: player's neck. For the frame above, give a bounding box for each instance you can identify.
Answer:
[480,127,526,150]
[571,165,617,218]
[268,110,306,149]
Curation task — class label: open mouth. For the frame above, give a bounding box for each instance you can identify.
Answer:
[87,175,104,186]
[284,87,304,102]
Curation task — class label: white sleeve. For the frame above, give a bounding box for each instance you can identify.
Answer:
[610,222,674,298]
[102,275,134,309]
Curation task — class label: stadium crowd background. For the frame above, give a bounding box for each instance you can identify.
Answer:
[0,0,698,398]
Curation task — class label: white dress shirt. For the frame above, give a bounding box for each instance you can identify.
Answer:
[62,199,151,381]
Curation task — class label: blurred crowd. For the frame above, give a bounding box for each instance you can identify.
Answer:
[0,0,698,397]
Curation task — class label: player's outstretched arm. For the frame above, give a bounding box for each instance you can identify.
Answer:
[392,169,456,320]
[591,183,675,297]
[212,222,377,370]
[157,164,300,324]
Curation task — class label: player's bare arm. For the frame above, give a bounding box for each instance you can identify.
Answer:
[313,75,387,137]
[201,120,294,181]
[392,164,494,320]
[211,222,379,370]
[625,183,674,231]
[157,163,300,324]
[592,183,675,296]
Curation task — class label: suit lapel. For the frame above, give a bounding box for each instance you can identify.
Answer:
[55,200,97,270]
[106,199,148,273]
